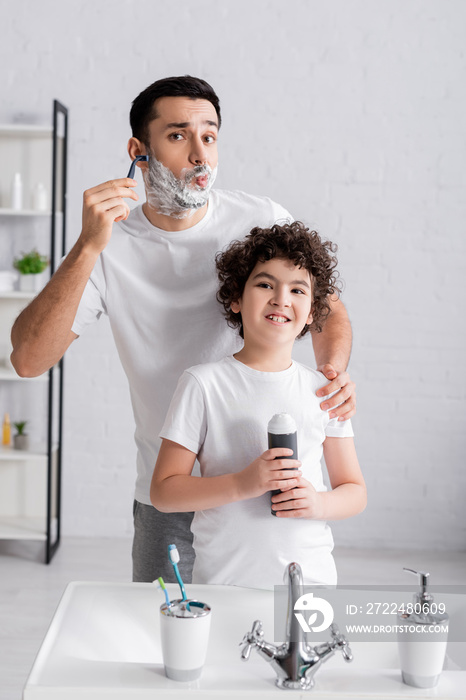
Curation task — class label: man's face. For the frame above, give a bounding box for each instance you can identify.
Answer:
[135,96,219,218]
[145,96,219,181]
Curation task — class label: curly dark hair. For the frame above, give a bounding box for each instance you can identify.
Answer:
[216,221,341,338]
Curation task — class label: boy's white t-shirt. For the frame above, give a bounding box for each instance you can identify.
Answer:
[159,355,354,589]
[71,189,292,505]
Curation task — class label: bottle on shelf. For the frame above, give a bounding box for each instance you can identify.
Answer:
[33,182,48,211]
[2,412,11,446]
[11,173,23,210]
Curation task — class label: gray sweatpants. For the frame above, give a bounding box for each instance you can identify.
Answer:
[132,500,195,583]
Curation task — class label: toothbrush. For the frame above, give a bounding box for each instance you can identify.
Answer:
[154,576,171,608]
[168,544,187,601]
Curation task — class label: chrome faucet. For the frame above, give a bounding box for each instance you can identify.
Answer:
[240,562,352,690]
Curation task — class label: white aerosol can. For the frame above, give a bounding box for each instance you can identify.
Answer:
[267,413,298,517]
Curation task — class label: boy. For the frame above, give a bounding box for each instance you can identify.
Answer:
[151,221,366,588]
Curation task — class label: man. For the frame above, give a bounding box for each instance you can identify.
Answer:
[11,76,355,583]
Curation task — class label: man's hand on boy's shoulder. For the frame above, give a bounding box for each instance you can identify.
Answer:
[316,364,356,421]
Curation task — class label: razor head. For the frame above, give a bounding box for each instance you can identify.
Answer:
[127,155,149,179]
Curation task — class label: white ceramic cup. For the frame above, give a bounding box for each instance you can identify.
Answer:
[160,599,211,681]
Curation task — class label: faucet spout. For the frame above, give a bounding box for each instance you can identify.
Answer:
[240,562,353,691]
[281,562,314,685]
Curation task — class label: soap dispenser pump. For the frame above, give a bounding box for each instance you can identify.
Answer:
[397,567,449,689]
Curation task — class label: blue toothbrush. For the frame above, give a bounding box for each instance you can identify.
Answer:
[168,544,187,601]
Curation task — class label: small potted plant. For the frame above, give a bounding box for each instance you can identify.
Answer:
[13,249,49,292]
[13,421,29,451]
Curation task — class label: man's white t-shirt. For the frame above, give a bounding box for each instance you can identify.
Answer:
[72,189,292,504]
[159,355,354,588]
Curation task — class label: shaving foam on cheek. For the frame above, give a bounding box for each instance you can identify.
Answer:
[142,154,217,219]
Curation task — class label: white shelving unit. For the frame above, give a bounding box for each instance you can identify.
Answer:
[0,291,37,300]
[0,209,51,216]
[0,101,67,563]
[0,368,48,382]
[0,516,49,540]
[0,445,47,460]
[0,124,53,134]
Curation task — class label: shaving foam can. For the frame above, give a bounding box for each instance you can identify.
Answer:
[267,413,298,517]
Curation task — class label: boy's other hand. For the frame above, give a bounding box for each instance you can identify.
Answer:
[81,178,139,255]
[316,364,356,421]
[271,477,322,519]
[236,448,302,500]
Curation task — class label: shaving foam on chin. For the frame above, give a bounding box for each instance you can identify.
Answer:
[142,153,217,219]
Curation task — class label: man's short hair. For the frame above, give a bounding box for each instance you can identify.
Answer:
[130,75,221,145]
[216,221,341,338]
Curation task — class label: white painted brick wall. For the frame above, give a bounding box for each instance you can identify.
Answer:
[1,0,465,549]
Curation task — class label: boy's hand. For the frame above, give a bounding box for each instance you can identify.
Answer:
[271,476,323,519]
[316,364,356,421]
[80,178,139,255]
[236,448,301,500]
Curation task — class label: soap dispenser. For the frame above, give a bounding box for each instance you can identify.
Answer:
[397,567,449,689]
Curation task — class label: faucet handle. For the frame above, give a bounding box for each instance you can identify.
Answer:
[329,623,353,662]
[240,620,264,661]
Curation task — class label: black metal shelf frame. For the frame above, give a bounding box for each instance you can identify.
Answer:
[46,99,68,563]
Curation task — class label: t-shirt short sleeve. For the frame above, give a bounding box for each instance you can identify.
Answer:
[325,416,354,438]
[264,197,294,225]
[71,277,107,336]
[159,370,207,455]
[271,200,293,225]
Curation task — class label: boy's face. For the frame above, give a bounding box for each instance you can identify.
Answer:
[231,257,313,349]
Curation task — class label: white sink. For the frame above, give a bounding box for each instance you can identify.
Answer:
[23,581,466,699]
